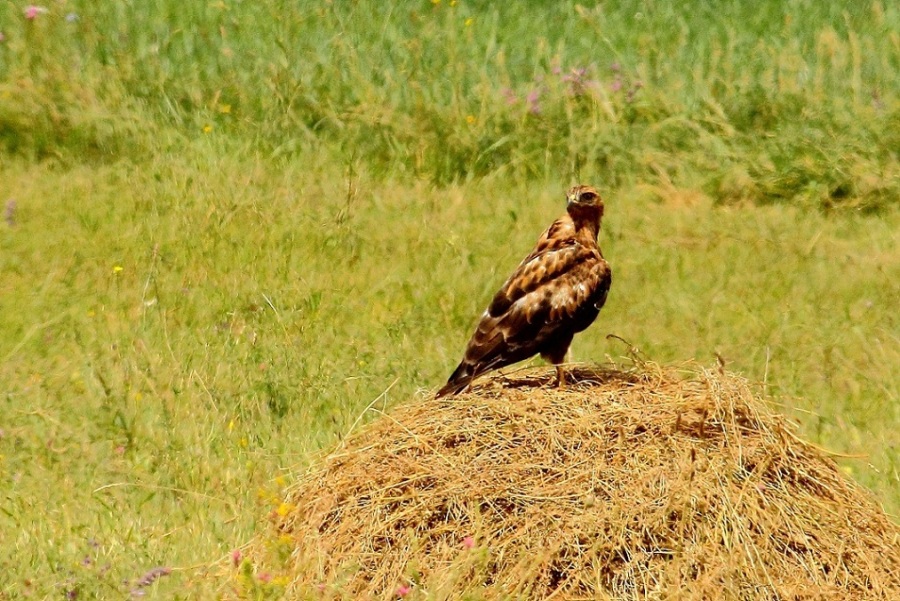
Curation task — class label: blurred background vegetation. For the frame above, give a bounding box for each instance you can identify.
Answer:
[1,0,897,208]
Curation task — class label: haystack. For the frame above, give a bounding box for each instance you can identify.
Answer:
[245,364,900,600]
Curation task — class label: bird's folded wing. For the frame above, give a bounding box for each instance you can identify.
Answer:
[464,247,609,367]
[488,244,598,318]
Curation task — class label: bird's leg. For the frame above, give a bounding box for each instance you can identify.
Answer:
[555,364,566,389]
[543,347,570,390]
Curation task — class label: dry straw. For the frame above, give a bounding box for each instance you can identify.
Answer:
[245,363,900,600]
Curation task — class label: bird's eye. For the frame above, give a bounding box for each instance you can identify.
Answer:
[580,191,596,202]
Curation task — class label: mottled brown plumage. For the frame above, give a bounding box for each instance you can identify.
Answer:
[437,185,611,397]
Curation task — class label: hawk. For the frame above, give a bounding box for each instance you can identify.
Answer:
[436,184,612,397]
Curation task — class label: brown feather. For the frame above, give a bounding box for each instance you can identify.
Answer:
[437,185,611,397]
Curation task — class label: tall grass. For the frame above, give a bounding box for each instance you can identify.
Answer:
[1,150,898,597]
[1,0,898,208]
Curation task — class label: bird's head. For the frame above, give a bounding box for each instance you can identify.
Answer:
[566,185,604,221]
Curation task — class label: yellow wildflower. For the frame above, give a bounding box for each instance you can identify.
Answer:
[203,124,213,133]
[276,502,295,517]
[465,114,476,124]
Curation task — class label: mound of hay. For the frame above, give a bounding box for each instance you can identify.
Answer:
[250,364,900,600]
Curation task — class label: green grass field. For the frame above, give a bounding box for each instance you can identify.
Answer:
[1,1,898,599]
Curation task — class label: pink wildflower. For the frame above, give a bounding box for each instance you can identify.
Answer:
[526,88,542,114]
[462,536,475,549]
[258,572,272,584]
[231,549,242,567]
[24,5,48,19]
[396,584,411,597]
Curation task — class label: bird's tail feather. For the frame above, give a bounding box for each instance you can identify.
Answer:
[435,362,476,398]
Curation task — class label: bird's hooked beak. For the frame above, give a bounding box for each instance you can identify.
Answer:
[566,191,578,207]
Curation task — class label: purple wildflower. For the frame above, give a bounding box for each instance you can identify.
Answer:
[610,78,623,92]
[561,66,596,96]
[133,567,172,590]
[561,67,588,88]
[502,88,518,106]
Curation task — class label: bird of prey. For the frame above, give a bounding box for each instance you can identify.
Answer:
[436,184,611,397]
